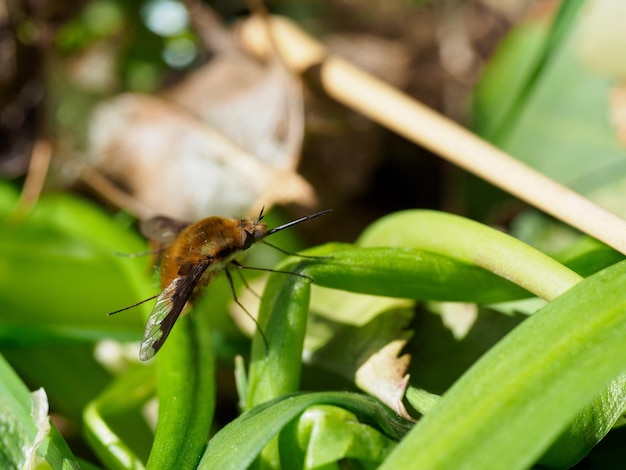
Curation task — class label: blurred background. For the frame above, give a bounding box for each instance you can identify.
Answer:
[0,0,533,241]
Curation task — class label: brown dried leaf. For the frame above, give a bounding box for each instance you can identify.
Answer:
[355,338,412,419]
[87,48,310,220]
[87,91,311,221]
[164,54,303,169]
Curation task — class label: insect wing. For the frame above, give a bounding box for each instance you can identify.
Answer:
[140,216,189,248]
[139,259,210,361]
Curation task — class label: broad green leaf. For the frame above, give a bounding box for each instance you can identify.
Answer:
[0,188,152,345]
[358,210,582,301]
[379,259,626,469]
[307,245,532,302]
[199,392,412,470]
[246,207,582,415]
[0,353,79,469]
[246,239,537,413]
[539,371,626,467]
[3,345,112,424]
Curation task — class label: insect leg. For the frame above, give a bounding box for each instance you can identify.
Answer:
[224,268,269,351]
[231,262,261,299]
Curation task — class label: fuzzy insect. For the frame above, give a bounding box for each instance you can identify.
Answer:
[111,208,330,360]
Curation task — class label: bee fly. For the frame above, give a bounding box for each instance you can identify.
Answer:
[110,208,331,361]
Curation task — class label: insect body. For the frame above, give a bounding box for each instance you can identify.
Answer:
[131,208,330,361]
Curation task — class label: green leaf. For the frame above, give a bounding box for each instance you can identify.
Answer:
[278,405,396,469]
[3,345,112,424]
[555,235,625,276]
[83,364,155,470]
[199,392,412,470]
[357,210,582,301]
[473,0,604,178]
[539,371,626,467]
[471,0,626,255]
[379,259,626,469]
[404,386,440,416]
[146,304,216,470]
[246,208,582,416]
[246,240,528,416]
[0,190,153,346]
[473,0,586,143]
[246,269,311,409]
[240,210,610,467]
[307,246,529,302]
[0,353,80,469]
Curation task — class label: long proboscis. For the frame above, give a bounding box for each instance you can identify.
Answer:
[264,209,332,237]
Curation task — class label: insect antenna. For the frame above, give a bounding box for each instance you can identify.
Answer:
[224,268,269,351]
[108,295,158,315]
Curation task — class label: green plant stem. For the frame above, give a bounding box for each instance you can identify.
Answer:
[146,309,215,470]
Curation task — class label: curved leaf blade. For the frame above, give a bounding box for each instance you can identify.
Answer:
[199,392,412,470]
[379,259,626,469]
[358,210,582,301]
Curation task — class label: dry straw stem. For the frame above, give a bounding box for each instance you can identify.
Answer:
[238,15,626,256]
[14,139,52,218]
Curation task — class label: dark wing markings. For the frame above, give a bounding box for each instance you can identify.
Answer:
[139,258,210,361]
